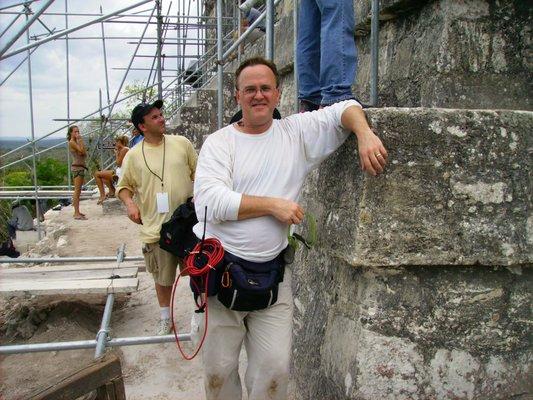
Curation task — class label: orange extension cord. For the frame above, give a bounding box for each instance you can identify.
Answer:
[170,238,224,360]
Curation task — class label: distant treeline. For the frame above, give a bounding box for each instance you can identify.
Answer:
[0,137,67,151]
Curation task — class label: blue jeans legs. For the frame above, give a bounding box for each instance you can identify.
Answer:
[297,0,357,106]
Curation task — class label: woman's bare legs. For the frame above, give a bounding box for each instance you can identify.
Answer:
[73,174,85,218]
[94,170,114,204]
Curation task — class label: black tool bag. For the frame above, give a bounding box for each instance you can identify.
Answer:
[159,197,198,258]
[217,252,285,312]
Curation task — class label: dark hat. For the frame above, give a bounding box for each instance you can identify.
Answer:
[131,99,164,131]
[229,108,282,124]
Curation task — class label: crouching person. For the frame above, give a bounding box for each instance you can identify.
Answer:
[193,57,388,400]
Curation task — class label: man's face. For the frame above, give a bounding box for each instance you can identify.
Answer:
[235,64,280,127]
[139,107,165,137]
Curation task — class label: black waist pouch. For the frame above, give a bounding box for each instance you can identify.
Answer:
[159,197,198,258]
[217,252,285,312]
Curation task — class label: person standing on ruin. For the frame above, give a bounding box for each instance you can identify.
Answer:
[67,125,88,220]
[297,0,358,111]
[116,100,197,335]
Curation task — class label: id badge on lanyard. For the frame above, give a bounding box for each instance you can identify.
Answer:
[156,192,170,213]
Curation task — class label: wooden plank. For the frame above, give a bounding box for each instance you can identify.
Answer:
[1,267,138,282]
[0,278,139,296]
[27,352,124,400]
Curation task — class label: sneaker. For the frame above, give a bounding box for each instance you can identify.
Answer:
[157,318,173,335]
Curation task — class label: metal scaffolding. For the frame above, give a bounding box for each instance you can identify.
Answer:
[0,0,381,359]
[0,0,280,359]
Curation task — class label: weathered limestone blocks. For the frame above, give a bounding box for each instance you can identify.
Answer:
[291,107,532,399]
[354,0,531,109]
[292,259,531,399]
[265,0,531,110]
[301,107,531,267]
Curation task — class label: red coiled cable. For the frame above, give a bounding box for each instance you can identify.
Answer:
[170,238,224,360]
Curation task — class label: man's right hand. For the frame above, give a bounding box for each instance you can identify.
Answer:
[238,194,304,225]
[126,202,142,224]
[270,198,304,225]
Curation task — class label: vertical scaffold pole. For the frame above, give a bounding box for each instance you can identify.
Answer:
[370,0,379,106]
[156,0,163,100]
[100,5,111,106]
[293,0,299,113]
[265,0,274,60]
[99,89,104,169]
[216,0,223,129]
[65,0,71,190]
[25,12,42,240]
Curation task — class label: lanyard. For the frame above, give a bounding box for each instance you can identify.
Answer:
[141,135,166,189]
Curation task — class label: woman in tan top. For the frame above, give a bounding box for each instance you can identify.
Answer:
[94,135,129,204]
[67,125,87,220]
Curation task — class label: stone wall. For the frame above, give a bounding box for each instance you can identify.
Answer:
[236,0,532,110]
[174,2,533,398]
[354,0,532,110]
[290,107,532,399]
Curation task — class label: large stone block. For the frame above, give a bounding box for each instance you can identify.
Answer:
[290,107,532,399]
[292,254,532,399]
[301,107,531,267]
[355,0,532,110]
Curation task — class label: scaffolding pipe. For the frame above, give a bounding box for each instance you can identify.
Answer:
[216,0,223,129]
[265,0,274,60]
[0,127,101,171]
[222,0,281,61]
[0,12,20,39]
[0,0,153,60]
[25,13,42,241]
[65,0,71,190]
[370,0,379,106]
[293,0,299,114]
[0,0,39,12]
[0,0,55,57]
[100,5,111,106]
[0,82,158,161]
[0,333,192,355]
[0,46,37,86]
[156,0,163,100]
[95,293,114,357]
[0,257,144,264]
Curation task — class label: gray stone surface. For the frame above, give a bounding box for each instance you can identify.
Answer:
[289,107,532,399]
[302,107,531,267]
[271,0,531,110]
[354,0,532,109]
[292,260,531,400]
[102,198,126,215]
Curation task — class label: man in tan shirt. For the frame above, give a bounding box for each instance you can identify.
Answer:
[117,100,198,335]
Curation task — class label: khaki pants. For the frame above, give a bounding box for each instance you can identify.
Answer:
[201,268,293,400]
[142,242,180,286]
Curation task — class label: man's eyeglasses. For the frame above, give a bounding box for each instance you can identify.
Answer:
[240,85,275,97]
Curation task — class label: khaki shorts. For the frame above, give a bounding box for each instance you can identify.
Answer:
[142,242,182,286]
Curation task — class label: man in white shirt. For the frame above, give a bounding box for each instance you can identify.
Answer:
[193,57,387,400]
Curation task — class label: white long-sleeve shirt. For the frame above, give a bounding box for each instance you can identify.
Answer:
[193,99,361,262]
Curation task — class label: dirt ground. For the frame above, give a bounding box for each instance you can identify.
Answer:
[0,197,208,400]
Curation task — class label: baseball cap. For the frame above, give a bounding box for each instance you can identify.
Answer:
[131,99,164,131]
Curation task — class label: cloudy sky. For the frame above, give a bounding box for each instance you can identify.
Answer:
[0,0,202,140]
